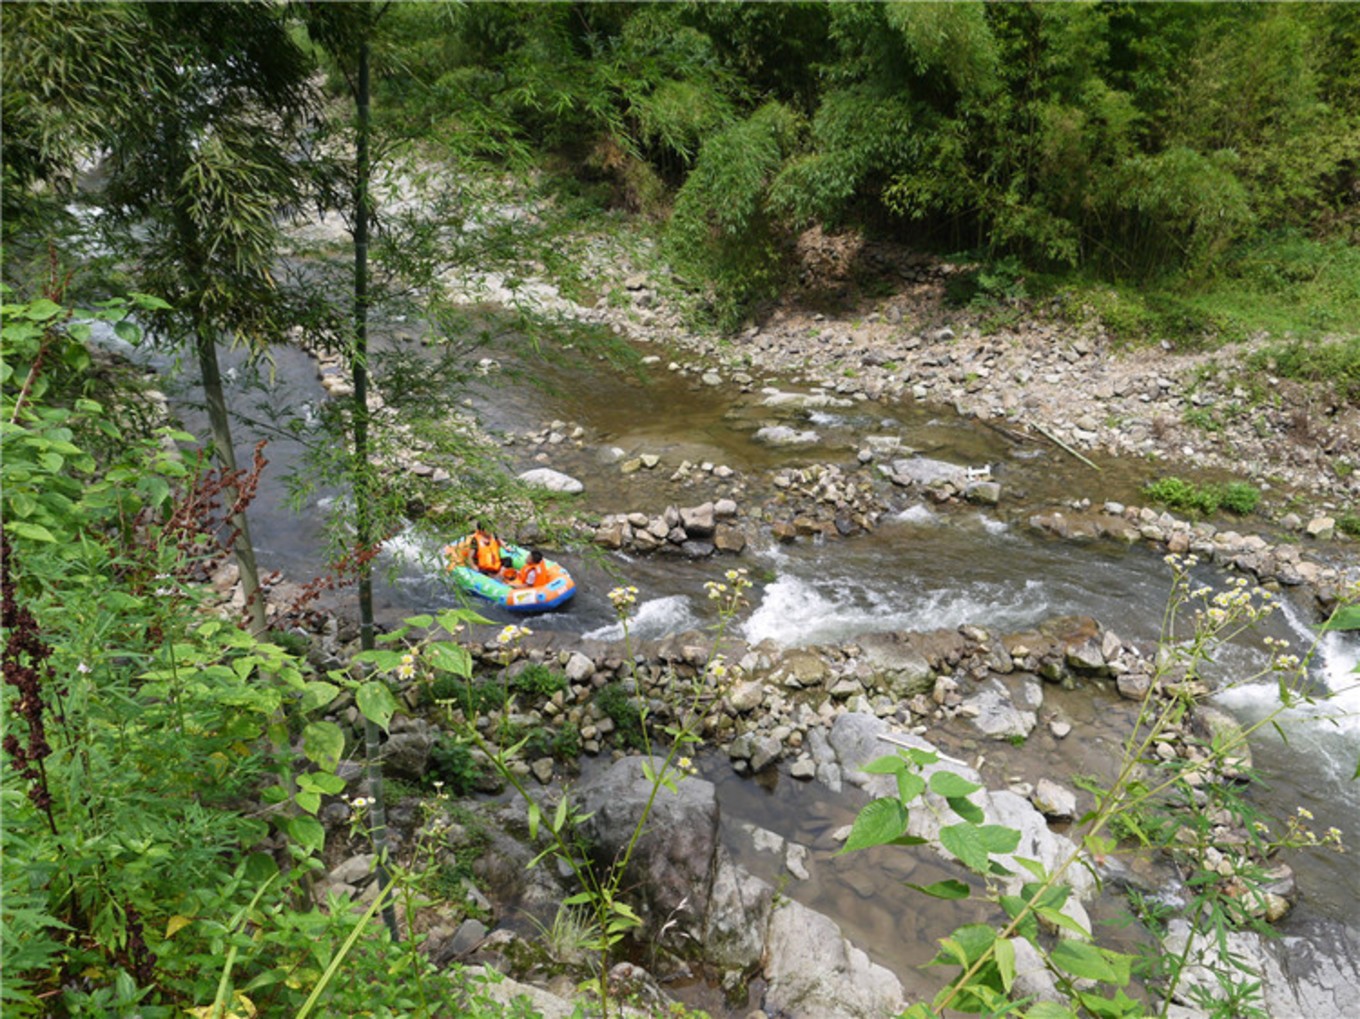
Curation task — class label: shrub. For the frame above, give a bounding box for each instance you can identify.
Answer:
[520,722,583,762]
[428,675,507,714]
[594,682,648,750]
[428,735,484,796]
[512,663,568,699]
[1144,476,1260,517]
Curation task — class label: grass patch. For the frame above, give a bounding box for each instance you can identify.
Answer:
[511,663,568,700]
[1051,233,1360,350]
[1144,476,1261,517]
[427,734,486,796]
[1246,337,1360,403]
[594,682,648,750]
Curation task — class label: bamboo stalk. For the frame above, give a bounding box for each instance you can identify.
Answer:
[1030,420,1102,471]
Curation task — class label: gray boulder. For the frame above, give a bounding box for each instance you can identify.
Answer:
[575,756,719,934]
[762,897,905,1018]
[962,678,1037,741]
[517,467,584,494]
[754,425,821,447]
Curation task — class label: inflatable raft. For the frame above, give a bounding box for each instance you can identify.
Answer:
[442,537,576,613]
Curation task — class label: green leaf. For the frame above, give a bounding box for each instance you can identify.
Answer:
[528,801,541,840]
[287,815,326,856]
[838,797,909,854]
[939,822,992,873]
[929,771,982,798]
[994,936,1016,992]
[296,790,321,815]
[7,492,35,517]
[242,852,279,885]
[352,649,403,671]
[1000,895,1040,942]
[1049,940,1117,983]
[1023,1003,1079,1019]
[302,721,345,772]
[976,824,1022,854]
[299,681,341,714]
[130,292,173,311]
[113,320,140,344]
[22,298,63,321]
[356,681,397,731]
[426,641,471,677]
[896,770,927,804]
[298,772,346,795]
[1320,604,1360,632]
[437,607,491,634]
[906,879,971,900]
[6,521,55,542]
[947,795,985,823]
[862,754,908,775]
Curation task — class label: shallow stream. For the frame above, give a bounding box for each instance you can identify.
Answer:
[132,322,1360,1011]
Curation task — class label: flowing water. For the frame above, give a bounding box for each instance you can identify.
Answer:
[120,322,1360,1009]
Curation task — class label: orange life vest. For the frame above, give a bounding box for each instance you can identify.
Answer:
[473,531,501,572]
[522,561,557,588]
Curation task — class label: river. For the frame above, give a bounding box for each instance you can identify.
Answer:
[127,319,1360,1011]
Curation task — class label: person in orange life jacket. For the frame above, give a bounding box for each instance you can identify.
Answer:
[471,521,503,575]
[504,550,555,588]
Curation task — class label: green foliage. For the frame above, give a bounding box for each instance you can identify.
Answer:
[427,735,485,796]
[1144,477,1261,517]
[1338,514,1360,539]
[665,102,801,329]
[511,662,568,699]
[520,722,583,763]
[1248,335,1360,403]
[594,682,649,751]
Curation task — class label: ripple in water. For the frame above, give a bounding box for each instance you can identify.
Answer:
[584,595,699,642]
[740,572,1052,648]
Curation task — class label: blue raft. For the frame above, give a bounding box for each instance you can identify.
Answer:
[442,538,576,613]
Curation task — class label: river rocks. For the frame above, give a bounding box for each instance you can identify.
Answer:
[1031,778,1078,820]
[754,424,820,447]
[575,756,719,933]
[703,848,775,972]
[589,499,751,557]
[762,898,905,1019]
[517,467,584,494]
[1162,918,1360,1019]
[380,717,436,780]
[963,678,1038,741]
[1306,516,1336,540]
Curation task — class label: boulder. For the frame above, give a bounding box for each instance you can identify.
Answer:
[963,678,1037,741]
[517,468,584,494]
[380,720,435,781]
[575,756,719,934]
[680,502,716,537]
[754,425,821,447]
[761,897,905,1019]
[702,848,775,971]
[1031,778,1078,820]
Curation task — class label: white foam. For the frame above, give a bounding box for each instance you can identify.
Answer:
[975,513,1009,536]
[740,572,1050,649]
[894,504,939,526]
[583,595,699,642]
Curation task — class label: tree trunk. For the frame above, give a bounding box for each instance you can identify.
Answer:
[352,32,399,943]
[195,324,268,636]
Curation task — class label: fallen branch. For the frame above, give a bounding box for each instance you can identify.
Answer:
[1030,420,1102,471]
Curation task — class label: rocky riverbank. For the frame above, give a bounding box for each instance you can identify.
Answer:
[270,204,1360,1018]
